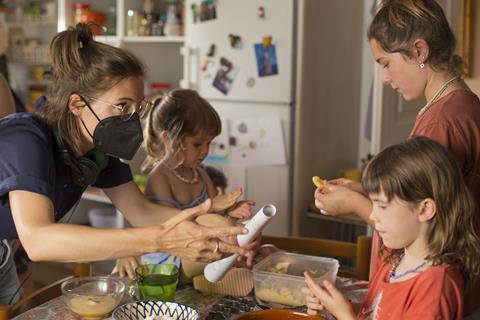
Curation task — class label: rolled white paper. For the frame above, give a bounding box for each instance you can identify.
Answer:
[204,204,277,283]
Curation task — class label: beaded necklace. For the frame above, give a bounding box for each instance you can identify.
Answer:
[389,252,427,281]
[417,76,459,117]
[162,163,199,184]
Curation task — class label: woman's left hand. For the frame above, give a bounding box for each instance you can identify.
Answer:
[304,272,356,320]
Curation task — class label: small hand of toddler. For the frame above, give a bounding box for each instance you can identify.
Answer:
[112,256,141,279]
[227,200,255,219]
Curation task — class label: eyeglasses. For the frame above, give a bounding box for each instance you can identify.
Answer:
[84,96,153,121]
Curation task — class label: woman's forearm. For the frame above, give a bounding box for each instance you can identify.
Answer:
[104,182,181,227]
[22,223,159,262]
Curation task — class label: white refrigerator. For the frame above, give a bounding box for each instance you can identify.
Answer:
[181,0,296,236]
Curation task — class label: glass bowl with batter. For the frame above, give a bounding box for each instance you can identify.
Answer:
[61,276,126,320]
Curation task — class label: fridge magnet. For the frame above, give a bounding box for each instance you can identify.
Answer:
[262,36,272,48]
[212,57,239,95]
[201,58,214,72]
[237,122,248,134]
[257,6,266,19]
[201,59,215,79]
[192,0,217,24]
[191,3,199,23]
[228,34,242,49]
[254,42,279,77]
[206,43,216,57]
[200,0,217,22]
[246,77,256,88]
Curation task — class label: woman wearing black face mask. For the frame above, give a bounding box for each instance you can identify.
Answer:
[0,24,249,304]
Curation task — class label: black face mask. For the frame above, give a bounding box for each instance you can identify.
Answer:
[81,97,144,161]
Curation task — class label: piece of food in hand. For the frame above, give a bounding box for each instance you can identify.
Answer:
[312,176,330,193]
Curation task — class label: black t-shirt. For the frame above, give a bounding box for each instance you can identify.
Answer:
[0,113,132,239]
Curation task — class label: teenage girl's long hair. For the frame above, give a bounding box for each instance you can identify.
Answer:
[368,0,464,76]
[363,137,480,288]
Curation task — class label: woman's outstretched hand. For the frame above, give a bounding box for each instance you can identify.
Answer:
[156,199,249,262]
[314,183,364,216]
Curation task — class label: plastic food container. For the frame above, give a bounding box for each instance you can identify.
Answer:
[253,252,339,307]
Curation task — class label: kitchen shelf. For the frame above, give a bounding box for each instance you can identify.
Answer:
[123,36,184,43]
[93,35,121,45]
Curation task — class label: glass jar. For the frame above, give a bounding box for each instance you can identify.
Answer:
[151,14,164,36]
[163,4,180,36]
[138,13,153,36]
[126,10,138,36]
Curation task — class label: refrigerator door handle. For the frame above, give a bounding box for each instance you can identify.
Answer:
[180,46,199,89]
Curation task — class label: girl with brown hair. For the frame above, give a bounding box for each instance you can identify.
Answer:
[304,137,480,319]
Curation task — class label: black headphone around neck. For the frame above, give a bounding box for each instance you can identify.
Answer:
[53,130,108,188]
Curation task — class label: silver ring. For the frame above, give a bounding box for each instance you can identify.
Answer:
[184,239,195,248]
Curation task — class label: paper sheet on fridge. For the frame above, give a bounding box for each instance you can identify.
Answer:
[229,117,286,166]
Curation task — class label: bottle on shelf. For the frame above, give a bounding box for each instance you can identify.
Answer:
[126,10,138,36]
[151,15,164,36]
[163,2,180,36]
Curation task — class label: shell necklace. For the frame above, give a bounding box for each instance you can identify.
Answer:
[389,252,427,281]
[162,163,199,184]
[417,76,459,117]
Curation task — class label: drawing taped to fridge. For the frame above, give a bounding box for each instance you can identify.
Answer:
[207,116,286,166]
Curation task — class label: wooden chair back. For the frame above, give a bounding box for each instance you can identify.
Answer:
[0,263,92,320]
[261,235,372,281]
